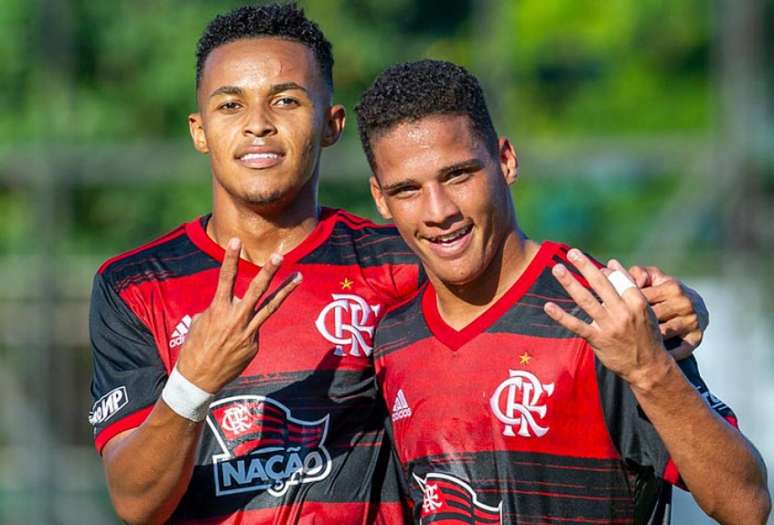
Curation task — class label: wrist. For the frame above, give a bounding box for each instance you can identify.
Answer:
[161,366,215,422]
[625,349,677,394]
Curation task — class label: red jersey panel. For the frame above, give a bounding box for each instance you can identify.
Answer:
[88,208,421,524]
[374,241,736,525]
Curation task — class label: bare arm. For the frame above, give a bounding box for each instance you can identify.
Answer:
[545,250,770,524]
[101,239,301,524]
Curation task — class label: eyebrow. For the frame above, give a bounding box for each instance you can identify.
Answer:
[379,158,484,193]
[438,159,483,178]
[268,82,308,97]
[208,82,309,100]
[379,178,420,193]
[208,85,243,99]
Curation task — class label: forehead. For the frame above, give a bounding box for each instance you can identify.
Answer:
[199,37,323,95]
[372,114,484,178]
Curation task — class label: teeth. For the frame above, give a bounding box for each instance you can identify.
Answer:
[242,153,279,160]
[433,226,470,243]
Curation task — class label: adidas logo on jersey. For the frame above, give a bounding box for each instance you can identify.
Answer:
[169,315,192,348]
[391,389,412,422]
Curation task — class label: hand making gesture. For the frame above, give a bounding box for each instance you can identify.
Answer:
[543,249,670,386]
[175,237,302,394]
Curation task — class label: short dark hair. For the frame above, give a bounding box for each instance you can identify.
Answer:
[195,3,333,91]
[355,59,498,170]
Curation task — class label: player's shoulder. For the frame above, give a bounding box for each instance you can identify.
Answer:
[301,208,418,267]
[373,283,429,359]
[326,208,403,244]
[96,217,217,293]
[540,240,605,290]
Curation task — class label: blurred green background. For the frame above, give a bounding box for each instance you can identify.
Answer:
[0,0,772,523]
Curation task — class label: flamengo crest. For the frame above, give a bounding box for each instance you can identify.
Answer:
[206,395,331,497]
[490,369,554,438]
[315,294,380,357]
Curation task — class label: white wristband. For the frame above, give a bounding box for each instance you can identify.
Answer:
[607,270,636,296]
[161,366,215,422]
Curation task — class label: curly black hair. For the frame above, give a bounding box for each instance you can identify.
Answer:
[355,59,498,170]
[195,3,333,91]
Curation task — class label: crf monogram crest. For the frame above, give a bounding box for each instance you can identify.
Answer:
[490,369,554,438]
[315,294,380,356]
[221,406,252,434]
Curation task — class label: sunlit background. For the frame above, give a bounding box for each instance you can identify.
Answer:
[1,1,772,523]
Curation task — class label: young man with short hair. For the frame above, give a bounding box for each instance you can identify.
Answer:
[358,59,770,524]
[90,5,418,523]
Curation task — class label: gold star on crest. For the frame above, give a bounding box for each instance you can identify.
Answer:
[519,352,532,365]
[340,277,354,290]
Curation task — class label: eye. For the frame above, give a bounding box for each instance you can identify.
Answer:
[273,96,300,107]
[218,101,242,112]
[447,170,474,183]
[388,185,420,199]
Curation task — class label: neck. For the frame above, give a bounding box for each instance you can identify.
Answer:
[208,177,320,266]
[432,229,540,331]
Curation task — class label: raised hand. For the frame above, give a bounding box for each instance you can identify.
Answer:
[175,238,302,393]
[628,265,708,360]
[543,249,671,387]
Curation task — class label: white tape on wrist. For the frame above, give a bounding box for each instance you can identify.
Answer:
[161,366,215,422]
[607,270,636,296]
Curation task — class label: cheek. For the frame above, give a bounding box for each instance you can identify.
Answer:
[204,121,234,159]
[390,205,422,238]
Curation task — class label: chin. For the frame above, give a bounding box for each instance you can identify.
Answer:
[428,264,481,288]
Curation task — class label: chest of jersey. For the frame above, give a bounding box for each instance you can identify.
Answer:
[381,331,619,464]
[129,263,391,378]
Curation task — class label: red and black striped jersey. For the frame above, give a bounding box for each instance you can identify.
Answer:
[373,241,736,525]
[88,208,422,524]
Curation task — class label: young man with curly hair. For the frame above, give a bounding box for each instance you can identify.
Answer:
[357,59,770,524]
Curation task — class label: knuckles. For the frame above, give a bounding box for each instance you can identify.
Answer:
[661,278,682,297]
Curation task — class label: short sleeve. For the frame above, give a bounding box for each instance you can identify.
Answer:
[596,355,737,483]
[88,272,167,453]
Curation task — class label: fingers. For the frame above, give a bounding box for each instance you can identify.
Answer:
[544,301,594,340]
[566,249,632,310]
[551,262,608,321]
[638,265,669,286]
[628,265,650,288]
[639,278,684,304]
[650,295,693,321]
[239,253,284,314]
[659,317,687,339]
[658,315,700,342]
[667,340,696,361]
[214,238,241,304]
[249,272,303,331]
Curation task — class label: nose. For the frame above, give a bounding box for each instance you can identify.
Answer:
[243,105,277,138]
[423,184,462,229]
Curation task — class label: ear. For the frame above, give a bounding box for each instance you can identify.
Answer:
[369,176,393,221]
[321,104,346,148]
[498,137,518,186]
[188,113,209,154]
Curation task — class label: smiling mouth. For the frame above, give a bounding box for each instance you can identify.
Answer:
[427,224,473,244]
[237,151,284,169]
